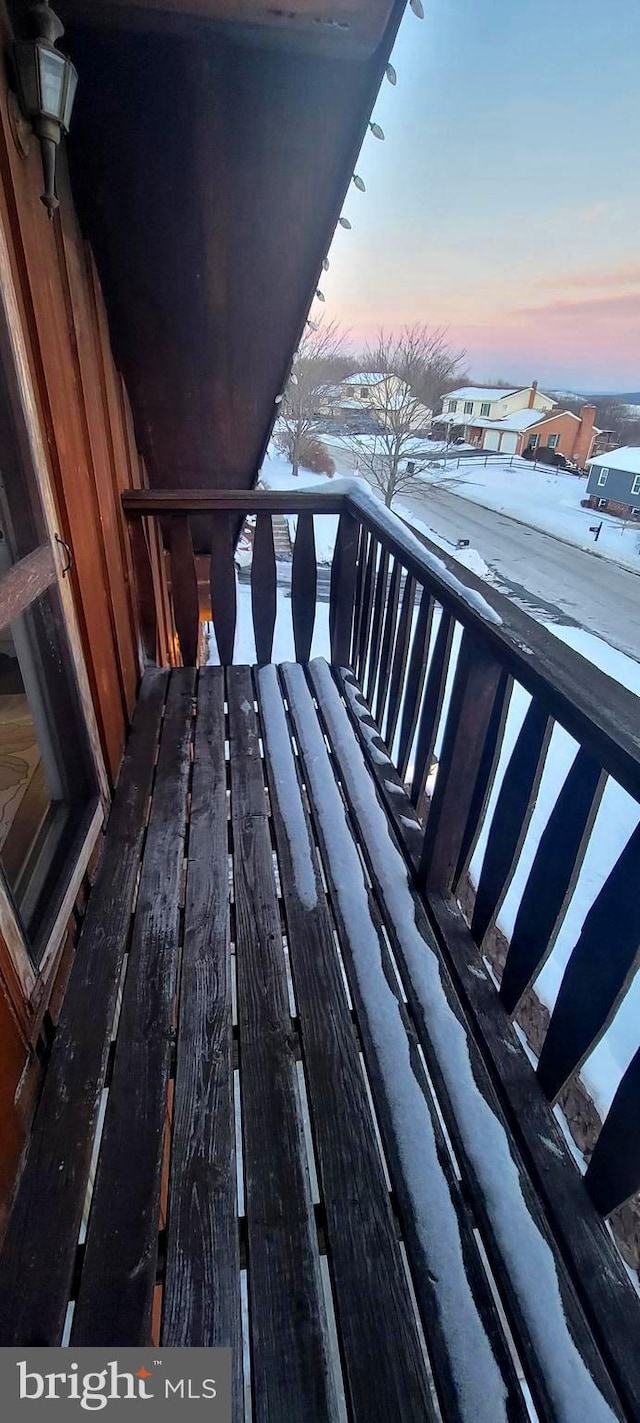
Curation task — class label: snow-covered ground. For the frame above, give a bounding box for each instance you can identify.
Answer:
[320,436,640,572]
[468,624,640,1121]
[210,449,640,1128]
[260,449,492,576]
[417,455,640,570]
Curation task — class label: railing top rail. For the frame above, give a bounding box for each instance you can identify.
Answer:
[122,488,350,515]
[122,482,640,802]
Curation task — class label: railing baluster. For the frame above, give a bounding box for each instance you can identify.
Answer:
[251,512,277,665]
[129,516,157,663]
[470,699,552,946]
[537,822,640,1102]
[500,750,606,1015]
[291,513,317,663]
[384,572,416,752]
[397,587,433,783]
[355,535,377,684]
[586,1047,640,1215]
[329,511,359,668]
[169,515,199,667]
[209,513,237,665]
[365,546,390,707]
[374,558,402,732]
[410,608,454,809]
[419,631,505,893]
[453,668,512,891]
[349,524,369,669]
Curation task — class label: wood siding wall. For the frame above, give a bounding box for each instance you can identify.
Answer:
[0,1,175,1230]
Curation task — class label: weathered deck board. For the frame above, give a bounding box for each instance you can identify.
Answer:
[256,663,434,1423]
[284,662,528,1423]
[306,658,623,1423]
[227,666,336,1422]
[0,658,637,1423]
[162,668,242,1412]
[0,669,167,1346]
[72,670,195,1344]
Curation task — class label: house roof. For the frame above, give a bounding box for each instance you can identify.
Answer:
[446,386,519,402]
[446,384,555,406]
[588,446,640,474]
[436,408,541,431]
[342,373,388,387]
[472,410,545,433]
[527,412,602,435]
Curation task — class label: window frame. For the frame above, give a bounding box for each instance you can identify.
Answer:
[597,470,608,487]
[480,402,491,416]
[631,475,640,496]
[0,223,107,1033]
[547,434,560,449]
[464,400,474,415]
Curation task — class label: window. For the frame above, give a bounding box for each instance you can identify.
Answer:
[464,400,473,414]
[359,388,369,400]
[447,399,457,412]
[406,461,416,474]
[480,402,491,416]
[527,434,539,451]
[597,470,608,487]
[0,361,97,963]
[547,434,560,449]
[631,475,640,495]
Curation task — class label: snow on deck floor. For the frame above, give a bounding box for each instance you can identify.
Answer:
[216,453,640,1124]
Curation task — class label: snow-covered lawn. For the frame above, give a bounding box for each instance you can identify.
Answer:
[314,434,640,572]
[418,453,640,571]
[468,623,640,1121]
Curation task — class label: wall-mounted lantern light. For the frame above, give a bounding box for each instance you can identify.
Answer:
[12,1,78,217]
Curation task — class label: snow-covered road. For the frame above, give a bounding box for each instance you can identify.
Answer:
[397,486,640,662]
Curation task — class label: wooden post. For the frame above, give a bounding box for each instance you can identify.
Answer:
[128,516,158,664]
[419,631,504,893]
[169,515,200,667]
[329,511,359,669]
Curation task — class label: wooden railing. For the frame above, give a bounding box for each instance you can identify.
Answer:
[123,481,640,1225]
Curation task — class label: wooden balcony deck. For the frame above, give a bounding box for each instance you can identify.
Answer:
[1,658,639,1421]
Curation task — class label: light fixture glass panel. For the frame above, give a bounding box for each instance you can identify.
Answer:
[61,63,78,131]
[38,47,66,119]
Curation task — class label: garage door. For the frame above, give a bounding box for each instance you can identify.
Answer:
[501,432,518,454]
[484,430,500,451]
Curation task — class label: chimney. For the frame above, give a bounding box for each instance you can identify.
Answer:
[527,380,538,409]
[574,404,597,469]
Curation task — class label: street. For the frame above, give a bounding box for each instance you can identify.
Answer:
[392,487,640,662]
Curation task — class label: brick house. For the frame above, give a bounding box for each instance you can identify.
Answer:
[437,383,600,466]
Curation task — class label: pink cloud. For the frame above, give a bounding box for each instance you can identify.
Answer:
[543,263,640,290]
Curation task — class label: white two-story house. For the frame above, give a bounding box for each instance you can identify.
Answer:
[441,382,555,423]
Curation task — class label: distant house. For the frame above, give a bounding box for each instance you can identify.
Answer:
[585,448,640,519]
[440,382,555,423]
[325,371,432,432]
[436,381,600,465]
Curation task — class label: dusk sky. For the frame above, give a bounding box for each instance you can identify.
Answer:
[323,0,640,391]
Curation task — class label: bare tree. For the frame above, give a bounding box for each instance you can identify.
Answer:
[365,324,467,412]
[345,327,466,507]
[276,319,351,476]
